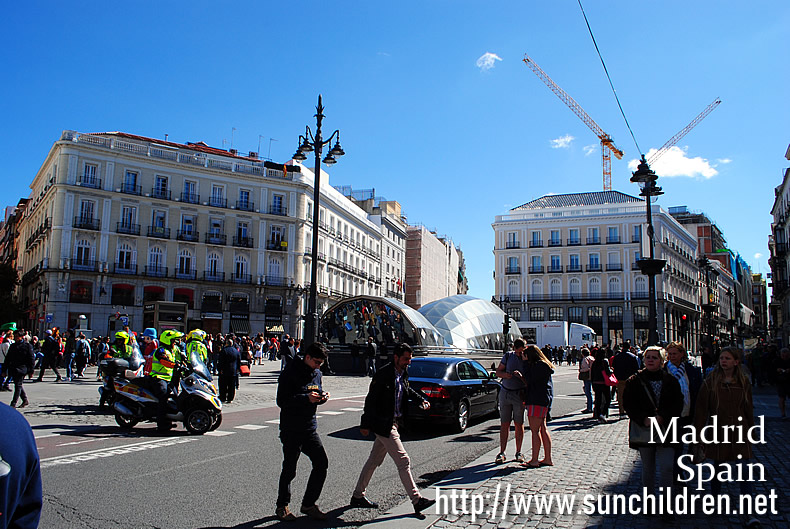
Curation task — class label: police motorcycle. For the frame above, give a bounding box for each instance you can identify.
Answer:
[98,332,144,408]
[105,337,223,435]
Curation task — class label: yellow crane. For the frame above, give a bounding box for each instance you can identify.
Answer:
[523,53,623,191]
[647,97,721,165]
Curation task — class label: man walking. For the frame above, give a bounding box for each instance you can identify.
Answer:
[36,330,61,382]
[5,329,35,408]
[366,336,377,377]
[350,343,435,514]
[495,338,528,464]
[218,337,241,403]
[275,342,330,522]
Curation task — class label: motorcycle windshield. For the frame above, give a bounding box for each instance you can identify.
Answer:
[189,349,212,381]
[127,345,144,371]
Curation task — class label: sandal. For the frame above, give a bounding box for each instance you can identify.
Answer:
[523,460,541,468]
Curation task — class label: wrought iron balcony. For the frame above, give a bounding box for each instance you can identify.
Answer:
[77,175,101,189]
[71,259,99,272]
[529,266,545,274]
[606,236,621,244]
[587,237,601,245]
[505,241,521,249]
[606,263,623,271]
[73,216,100,230]
[147,226,171,239]
[205,233,227,245]
[265,276,287,287]
[505,266,521,275]
[267,240,287,251]
[548,239,562,247]
[202,271,225,282]
[236,200,255,212]
[174,268,197,280]
[177,230,200,242]
[548,265,564,273]
[120,184,142,196]
[180,192,200,204]
[529,240,544,248]
[587,263,602,272]
[233,236,254,248]
[116,222,140,235]
[567,264,582,272]
[144,265,168,278]
[151,187,171,200]
[113,262,137,275]
[231,273,252,284]
[208,197,227,208]
[268,204,288,216]
[567,238,581,246]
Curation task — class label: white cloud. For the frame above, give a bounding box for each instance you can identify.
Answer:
[550,134,575,149]
[627,146,717,179]
[717,158,732,164]
[476,52,502,71]
[583,144,597,156]
[754,252,763,260]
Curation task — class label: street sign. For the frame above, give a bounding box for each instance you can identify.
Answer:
[46,314,53,323]
[39,315,45,323]
[120,316,129,326]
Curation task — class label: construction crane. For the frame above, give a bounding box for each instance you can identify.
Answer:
[523,53,623,191]
[647,97,722,165]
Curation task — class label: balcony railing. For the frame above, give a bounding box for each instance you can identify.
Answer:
[236,200,255,212]
[77,175,101,189]
[116,222,141,235]
[208,197,227,208]
[548,239,562,247]
[587,237,601,245]
[776,242,788,255]
[587,263,602,272]
[567,264,582,272]
[505,266,521,275]
[147,226,171,239]
[205,233,227,245]
[120,184,142,196]
[71,259,99,272]
[180,192,200,204]
[202,271,225,282]
[529,266,545,274]
[606,236,621,244]
[231,274,252,284]
[548,265,564,273]
[233,236,254,248]
[606,263,623,271]
[268,204,288,216]
[267,240,287,251]
[73,216,101,231]
[632,262,642,270]
[144,265,168,278]
[177,230,199,242]
[265,276,287,286]
[174,268,197,280]
[151,187,171,200]
[567,238,581,246]
[113,262,137,275]
[529,240,544,248]
[505,241,521,249]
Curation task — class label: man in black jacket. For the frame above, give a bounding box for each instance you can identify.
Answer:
[5,330,35,408]
[350,343,435,514]
[612,344,640,416]
[275,342,330,522]
[217,338,241,403]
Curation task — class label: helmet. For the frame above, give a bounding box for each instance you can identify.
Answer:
[160,330,184,347]
[142,328,158,339]
[187,329,207,342]
[114,331,130,344]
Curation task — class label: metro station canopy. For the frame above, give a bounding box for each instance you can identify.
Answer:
[320,295,520,353]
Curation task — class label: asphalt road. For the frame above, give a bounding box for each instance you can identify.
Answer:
[22,360,588,528]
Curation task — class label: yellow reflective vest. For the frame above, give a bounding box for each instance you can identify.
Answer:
[150,347,176,382]
[186,340,208,364]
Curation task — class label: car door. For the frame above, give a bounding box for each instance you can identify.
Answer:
[456,361,483,415]
[470,360,497,413]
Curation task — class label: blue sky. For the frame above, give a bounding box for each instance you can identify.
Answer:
[2,1,788,299]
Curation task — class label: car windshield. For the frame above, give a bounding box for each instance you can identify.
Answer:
[188,349,212,382]
[409,360,452,380]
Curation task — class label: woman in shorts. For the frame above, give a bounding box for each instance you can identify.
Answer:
[522,345,555,467]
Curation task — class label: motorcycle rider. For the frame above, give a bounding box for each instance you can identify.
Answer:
[185,329,209,365]
[111,331,134,359]
[149,329,183,431]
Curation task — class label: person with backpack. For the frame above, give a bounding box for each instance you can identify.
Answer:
[74,333,91,378]
[36,330,62,382]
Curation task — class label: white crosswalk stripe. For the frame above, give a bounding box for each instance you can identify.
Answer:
[234,424,268,430]
[266,419,280,424]
[341,407,363,411]
[318,410,343,415]
[204,430,235,436]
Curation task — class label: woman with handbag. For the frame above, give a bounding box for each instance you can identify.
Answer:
[578,347,594,413]
[521,345,555,467]
[623,346,683,521]
[590,348,615,423]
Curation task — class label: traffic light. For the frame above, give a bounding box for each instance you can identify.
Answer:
[503,313,510,335]
[679,314,688,334]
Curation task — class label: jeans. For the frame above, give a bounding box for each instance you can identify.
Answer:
[583,380,593,411]
[277,430,328,508]
[65,353,75,380]
[10,372,28,406]
[593,383,610,418]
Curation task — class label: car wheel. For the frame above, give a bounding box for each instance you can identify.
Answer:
[185,408,212,435]
[115,412,139,430]
[454,399,470,433]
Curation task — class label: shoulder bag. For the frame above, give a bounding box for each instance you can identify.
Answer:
[629,377,658,448]
[602,370,618,387]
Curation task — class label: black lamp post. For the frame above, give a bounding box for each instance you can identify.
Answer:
[698,255,718,350]
[292,95,345,347]
[631,156,666,347]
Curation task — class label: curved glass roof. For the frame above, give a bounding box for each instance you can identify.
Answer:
[418,295,522,353]
[320,296,445,349]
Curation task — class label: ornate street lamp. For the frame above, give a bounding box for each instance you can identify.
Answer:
[631,156,666,346]
[293,95,345,347]
[698,255,718,350]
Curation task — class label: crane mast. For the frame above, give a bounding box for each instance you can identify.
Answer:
[523,54,623,191]
[647,97,721,165]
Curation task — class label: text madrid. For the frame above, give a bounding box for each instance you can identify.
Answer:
[649,415,766,491]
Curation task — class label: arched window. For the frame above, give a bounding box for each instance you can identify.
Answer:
[531,279,543,298]
[589,277,601,296]
[635,276,647,295]
[234,255,248,281]
[148,246,163,269]
[74,239,91,266]
[207,252,221,275]
[608,277,621,298]
[550,278,562,299]
[569,278,581,296]
[116,243,134,271]
[507,280,519,299]
[177,249,193,275]
[269,258,282,279]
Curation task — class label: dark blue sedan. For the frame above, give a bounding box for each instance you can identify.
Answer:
[406,357,501,432]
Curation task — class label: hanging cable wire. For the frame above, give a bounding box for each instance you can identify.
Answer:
[577,0,642,157]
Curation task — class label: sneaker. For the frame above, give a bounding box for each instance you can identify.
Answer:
[413,497,436,514]
[275,506,296,522]
[350,495,379,508]
[495,452,506,464]
[514,452,526,463]
[300,504,327,520]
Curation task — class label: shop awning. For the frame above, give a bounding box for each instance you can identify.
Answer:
[229,319,251,336]
[265,324,284,333]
